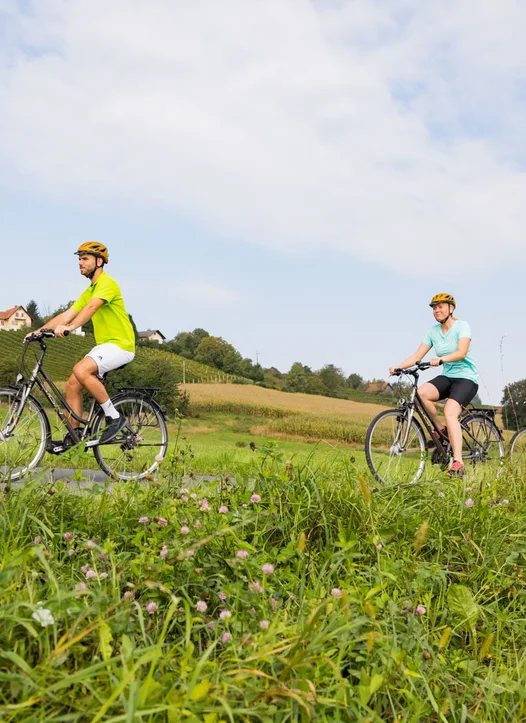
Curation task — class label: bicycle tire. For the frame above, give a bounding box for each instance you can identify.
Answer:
[92,394,168,480]
[0,387,50,481]
[365,408,427,485]
[460,413,505,469]
[509,427,526,466]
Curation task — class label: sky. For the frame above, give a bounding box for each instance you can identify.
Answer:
[1,0,525,404]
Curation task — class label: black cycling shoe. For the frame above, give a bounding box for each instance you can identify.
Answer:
[99,415,127,444]
[47,431,78,454]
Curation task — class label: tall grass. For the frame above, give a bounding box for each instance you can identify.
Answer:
[1,446,525,720]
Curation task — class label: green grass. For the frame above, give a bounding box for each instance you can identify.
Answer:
[1,447,525,720]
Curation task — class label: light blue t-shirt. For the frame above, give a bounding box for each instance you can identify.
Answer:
[423,320,479,384]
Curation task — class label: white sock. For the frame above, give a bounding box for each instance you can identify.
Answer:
[101,399,120,420]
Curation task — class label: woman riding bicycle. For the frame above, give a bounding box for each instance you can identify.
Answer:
[389,293,479,478]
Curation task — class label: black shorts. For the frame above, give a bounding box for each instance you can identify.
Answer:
[428,376,479,407]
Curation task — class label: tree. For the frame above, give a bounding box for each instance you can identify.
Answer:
[347,373,364,390]
[285,362,308,393]
[501,379,526,431]
[170,328,210,358]
[318,364,346,397]
[128,314,139,342]
[194,336,239,371]
[306,374,327,396]
[26,300,44,329]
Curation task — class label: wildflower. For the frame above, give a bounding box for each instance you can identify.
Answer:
[261,564,274,575]
[250,493,261,504]
[502,499,510,505]
[465,486,472,492]
[248,607,256,616]
[183,549,195,558]
[249,581,263,594]
[63,532,74,542]
[259,620,270,630]
[31,604,55,627]
[123,590,135,600]
[100,572,109,579]
[155,453,164,462]
[218,591,227,601]
[139,516,149,524]
[415,605,427,615]
[180,495,189,503]
[219,609,232,620]
[75,582,88,592]
[196,600,208,613]
[80,563,90,574]
[242,503,248,509]
[156,517,168,527]
[146,602,158,614]
[465,498,474,508]
[288,593,296,601]
[207,622,215,631]
[85,569,97,580]
[160,545,168,559]
[194,520,202,529]
[376,543,383,550]
[218,505,229,514]
[180,487,189,494]
[68,548,76,557]
[222,632,231,643]
[33,536,41,544]
[236,550,249,559]
[331,588,342,597]
[438,491,445,498]
[270,597,280,610]
[190,493,198,499]
[180,526,190,535]
[87,540,96,549]
[199,498,211,512]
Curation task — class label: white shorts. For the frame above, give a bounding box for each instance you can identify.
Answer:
[85,343,135,377]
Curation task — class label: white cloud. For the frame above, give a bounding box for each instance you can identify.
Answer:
[1,0,526,274]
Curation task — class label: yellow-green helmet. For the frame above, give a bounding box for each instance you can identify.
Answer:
[429,292,456,308]
[74,241,109,265]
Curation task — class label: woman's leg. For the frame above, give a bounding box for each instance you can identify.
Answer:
[418,383,444,429]
[444,398,463,462]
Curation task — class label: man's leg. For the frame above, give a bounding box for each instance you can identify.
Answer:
[73,356,126,443]
[65,372,84,428]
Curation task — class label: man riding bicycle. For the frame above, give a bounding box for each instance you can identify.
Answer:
[29,241,135,445]
[389,293,479,477]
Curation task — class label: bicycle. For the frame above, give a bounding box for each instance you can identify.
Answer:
[509,425,526,465]
[0,330,168,481]
[365,362,505,484]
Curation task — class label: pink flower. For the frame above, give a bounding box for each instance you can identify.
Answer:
[81,564,90,574]
[183,549,195,558]
[68,548,76,557]
[199,499,210,512]
[465,486,472,492]
[85,569,96,580]
[219,609,232,620]
[270,597,280,610]
[415,605,427,616]
[87,540,96,549]
[33,536,41,544]
[376,543,383,550]
[259,620,270,630]
[180,487,189,494]
[194,520,202,529]
[146,602,158,614]
[249,581,263,594]
[207,622,215,631]
[250,494,261,504]
[139,516,149,524]
[236,550,249,559]
[123,590,135,600]
[331,588,342,597]
[156,517,168,527]
[221,632,231,643]
[196,600,208,613]
[190,493,197,499]
[75,582,88,592]
[63,532,74,542]
[180,495,189,503]
[160,545,168,559]
[261,564,274,575]
[465,498,474,508]
[99,572,109,579]
[180,526,190,535]
[218,506,229,514]
[218,591,227,601]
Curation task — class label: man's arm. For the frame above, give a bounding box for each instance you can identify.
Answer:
[55,298,105,337]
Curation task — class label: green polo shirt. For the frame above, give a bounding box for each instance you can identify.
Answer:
[72,272,135,353]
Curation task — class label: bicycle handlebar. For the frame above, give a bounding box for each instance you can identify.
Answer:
[24,328,70,343]
[391,360,443,376]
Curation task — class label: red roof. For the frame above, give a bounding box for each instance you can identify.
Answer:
[0,305,26,321]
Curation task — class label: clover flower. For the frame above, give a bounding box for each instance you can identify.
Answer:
[196,600,208,613]
[259,620,270,630]
[261,564,274,575]
[250,494,261,504]
[146,602,158,614]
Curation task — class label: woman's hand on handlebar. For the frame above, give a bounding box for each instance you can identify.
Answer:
[429,357,442,367]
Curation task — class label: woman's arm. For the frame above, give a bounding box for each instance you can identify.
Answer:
[389,343,431,374]
[439,337,470,363]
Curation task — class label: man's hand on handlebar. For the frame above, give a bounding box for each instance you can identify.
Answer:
[23,328,70,343]
[54,325,71,338]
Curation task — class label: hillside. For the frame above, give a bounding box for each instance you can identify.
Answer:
[0,330,242,383]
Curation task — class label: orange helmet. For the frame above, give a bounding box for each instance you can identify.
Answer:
[74,241,109,265]
[429,292,456,308]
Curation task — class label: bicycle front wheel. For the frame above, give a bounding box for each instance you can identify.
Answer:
[92,395,168,480]
[509,428,526,467]
[461,414,505,471]
[365,409,427,485]
[0,388,49,481]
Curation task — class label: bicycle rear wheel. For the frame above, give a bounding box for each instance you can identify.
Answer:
[461,414,505,471]
[365,409,427,485]
[92,395,168,480]
[509,428,526,467]
[0,388,49,481]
